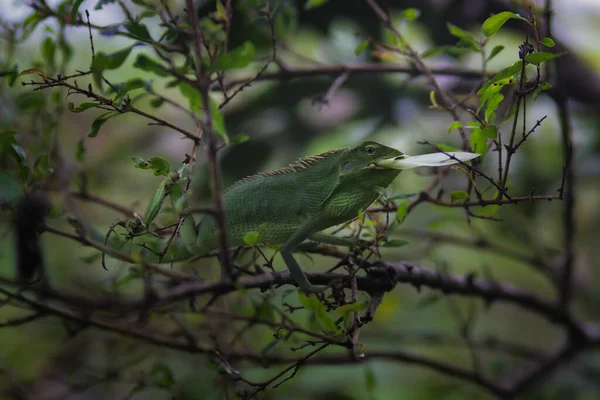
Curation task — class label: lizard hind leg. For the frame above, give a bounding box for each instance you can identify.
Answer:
[281,221,326,293]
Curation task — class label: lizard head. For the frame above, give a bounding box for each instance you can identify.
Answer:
[343,141,407,174]
[340,142,406,189]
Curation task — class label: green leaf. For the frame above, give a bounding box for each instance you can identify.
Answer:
[456,38,480,52]
[396,199,410,224]
[70,0,86,22]
[0,66,18,87]
[448,121,463,133]
[75,139,86,163]
[210,97,228,143]
[243,231,261,246]
[124,21,152,42]
[87,113,115,137]
[524,51,567,65]
[436,143,459,153]
[91,46,133,71]
[131,156,171,177]
[133,54,169,77]
[482,12,527,37]
[315,305,338,333]
[485,93,504,123]
[486,45,505,63]
[206,41,256,74]
[337,302,367,319]
[388,193,416,201]
[95,0,116,10]
[482,125,498,139]
[305,0,329,9]
[113,78,148,100]
[447,23,475,40]
[383,239,409,248]
[354,40,369,56]
[15,92,44,111]
[541,37,555,48]
[41,37,56,68]
[533,81,552,100]
[179,82,201,110]
[58,36,74,64]
[451,190,470,203]
[149,363,175,389]
[364,367,377,400]
[399,8,420,21]
[91,46,133,88]
[231,133,249,144]
[149,98,164,108]
[470,129,488,161]
[68,102,98,113]
[33,154,53,180]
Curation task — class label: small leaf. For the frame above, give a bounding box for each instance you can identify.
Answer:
[112,78,148,100]
[486,45,505,63]
[448,121,463,133]
[354,40,369,56]
[364,367,377,400]
[396,199,410,224]
[470,129,488,161]
[243,231,261,246]
[133,54,169,76]
[75,139,86,163]
[231,133,249,144]
[304,0,329,9]
[436,143,459,153]
[87,113,115,137]
[149,363,175,389]
[451,190,470,203]
[447,23,475,40]
[179,82,201,110]
[150,98,164,108]
[337,302,367,318]
[95,0,117,10]
[68,102,98,113]
[70,0,85,22]
[485,93,504,123]
[383,239,409,248]
[540,37,555,48]
[206,41,256,74]
[482,125,498,139]
[524,51,567,65]
[456,38,480,52]
[41,37,56,67]
[33,154,53,180]
[91,46,133,71]
[124,21,152,42]
[19,68,47,80]
[399,8,420,21]
[210,97,228,143]
[482,12,527,37]
[388,193,416,200]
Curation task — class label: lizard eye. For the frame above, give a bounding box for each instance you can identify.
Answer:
[364,144,377,155]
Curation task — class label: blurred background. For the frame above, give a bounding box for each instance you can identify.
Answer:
[1,0,600,399]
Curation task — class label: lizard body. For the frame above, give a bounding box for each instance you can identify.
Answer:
[101,142,478,292]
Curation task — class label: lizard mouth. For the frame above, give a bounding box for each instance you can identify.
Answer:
[368,155,409,170]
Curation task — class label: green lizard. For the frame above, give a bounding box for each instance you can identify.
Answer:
[102,141,478,292]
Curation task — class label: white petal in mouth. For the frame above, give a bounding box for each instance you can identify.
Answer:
[376,152,480,170]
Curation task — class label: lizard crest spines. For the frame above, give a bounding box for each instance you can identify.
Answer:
[229,148,348,188]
